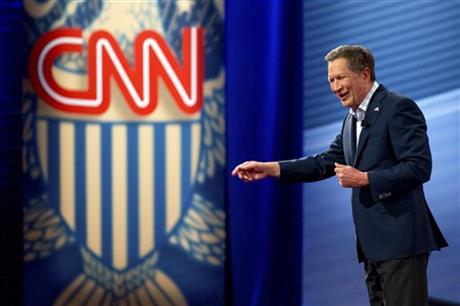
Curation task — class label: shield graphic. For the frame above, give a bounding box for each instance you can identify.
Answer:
[33,95,201,304]
[35,102,202,270]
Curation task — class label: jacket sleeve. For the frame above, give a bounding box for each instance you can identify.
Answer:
[367,98,432,201]
[278,133,346,184]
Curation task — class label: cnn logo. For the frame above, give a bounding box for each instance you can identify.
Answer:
[29,27,204,115]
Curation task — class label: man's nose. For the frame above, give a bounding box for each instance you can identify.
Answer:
[331,81,341,93]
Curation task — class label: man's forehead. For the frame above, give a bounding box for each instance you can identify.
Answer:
[328,58,352,75]
[328,58,349,69]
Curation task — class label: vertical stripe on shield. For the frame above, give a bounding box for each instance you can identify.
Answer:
[36,120,48,181]
[112,125,128,270]
[181,124,191,218]
[101,124,113,266]
[138,125,154,257]
[154,125,166,252]
[127,125,139,266]
[47,120,60,212]
[75,122,87,248]
[86,124,102,256]
[59,121,75,230]
[166,124,181,232]
[191,123,201,182]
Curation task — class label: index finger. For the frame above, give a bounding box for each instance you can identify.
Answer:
[231,161,255,176]
[231,164,244,176]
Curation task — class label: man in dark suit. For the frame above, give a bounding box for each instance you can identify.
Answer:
[231,45,448,306]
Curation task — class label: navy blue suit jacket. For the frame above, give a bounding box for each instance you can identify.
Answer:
[279,85,448,262]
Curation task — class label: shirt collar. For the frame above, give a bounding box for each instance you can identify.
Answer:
[349,81,379,120]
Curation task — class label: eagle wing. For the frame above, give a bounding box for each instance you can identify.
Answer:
[24,196,73,262]
[169,194,225,266]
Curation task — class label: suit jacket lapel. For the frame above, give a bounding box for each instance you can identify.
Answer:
[343,113,355,165]
[354,85,387,166]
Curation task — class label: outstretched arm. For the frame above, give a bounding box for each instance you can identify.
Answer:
[231,161,280,182]
[233,131,347,184]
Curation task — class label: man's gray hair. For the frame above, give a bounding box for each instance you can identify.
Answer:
[325,45,376,81]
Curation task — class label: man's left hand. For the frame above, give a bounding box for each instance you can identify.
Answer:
[334,163,369,188]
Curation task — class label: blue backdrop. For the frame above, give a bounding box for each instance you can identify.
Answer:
[302,1,460,305]
[226,0,303,305]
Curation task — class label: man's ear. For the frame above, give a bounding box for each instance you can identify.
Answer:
[362,67,371,81]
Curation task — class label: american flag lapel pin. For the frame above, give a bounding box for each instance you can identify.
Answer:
[374,107,379,112]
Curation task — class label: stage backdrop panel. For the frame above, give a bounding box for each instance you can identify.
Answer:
[23,1,225,305]
[302,1,460,305]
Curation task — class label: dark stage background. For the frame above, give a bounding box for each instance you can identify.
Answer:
[0,1,23,305]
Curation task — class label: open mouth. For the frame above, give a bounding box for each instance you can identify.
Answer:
[338,92,349,101]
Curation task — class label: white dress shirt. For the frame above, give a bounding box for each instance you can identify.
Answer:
[349,81,379,147]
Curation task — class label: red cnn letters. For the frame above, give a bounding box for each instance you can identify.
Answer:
[29,27,204,115]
